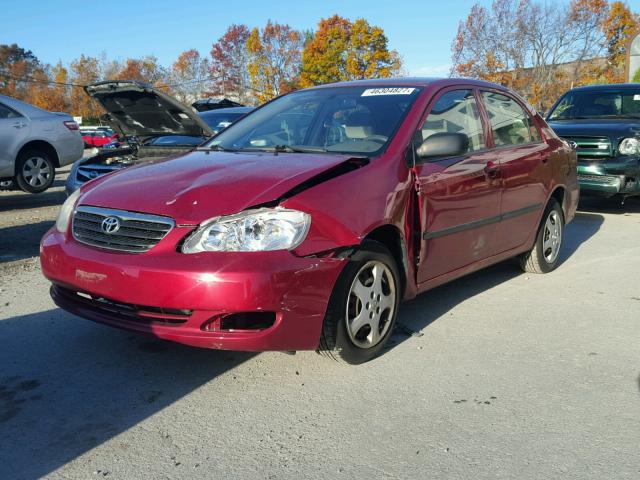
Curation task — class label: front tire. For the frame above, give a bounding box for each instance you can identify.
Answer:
[15,149,56,193]
[319,241,401,364]
[519,199,564,274]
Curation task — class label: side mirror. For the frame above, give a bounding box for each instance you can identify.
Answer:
[416,132,469,160]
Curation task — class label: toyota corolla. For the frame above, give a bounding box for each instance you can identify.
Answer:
[40,78,578,364]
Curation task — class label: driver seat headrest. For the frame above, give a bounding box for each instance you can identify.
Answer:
[344,111,373,139]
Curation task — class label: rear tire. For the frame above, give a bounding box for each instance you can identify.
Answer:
[15,149,56,193]
[319,241,401,364]
[519,199,564,274]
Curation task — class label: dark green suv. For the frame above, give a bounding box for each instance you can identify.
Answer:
[547,84,640,200]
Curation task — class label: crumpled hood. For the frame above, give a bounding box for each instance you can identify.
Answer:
[548,119,640,140]
[78,150,362,225]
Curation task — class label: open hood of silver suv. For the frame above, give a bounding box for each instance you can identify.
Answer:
[85,81,213,138]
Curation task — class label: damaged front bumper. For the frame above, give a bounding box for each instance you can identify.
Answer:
[40,228,347,351]
[577,155,640,197]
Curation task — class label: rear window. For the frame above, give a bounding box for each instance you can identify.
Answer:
[0,102,22,119]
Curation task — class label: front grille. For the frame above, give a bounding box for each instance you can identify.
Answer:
[53,285,191,325]
[563,136,612,159]
[76,164,121,182]
[577,174,619,185]
[72,205,174,253]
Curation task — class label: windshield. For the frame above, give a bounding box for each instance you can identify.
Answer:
[200,109,251,133]
[548,89,640,120]
[205,86,421,155]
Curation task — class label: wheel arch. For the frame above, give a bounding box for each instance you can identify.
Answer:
[17,140,61,168]
[550,185,567,218]
[362,224,409,296]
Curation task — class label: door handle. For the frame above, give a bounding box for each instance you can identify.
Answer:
[12,122,27,129]
[484,160,500,177]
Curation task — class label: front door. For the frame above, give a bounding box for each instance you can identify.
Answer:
[479,91,548,252]
[413,88,502,284]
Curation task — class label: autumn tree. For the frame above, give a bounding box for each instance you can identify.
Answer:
[50,63,71,111]
[170,49,210,104]
[601,1,640,82]
[114,56,166,84]
[24,63,71,112]
[209,24,251,103]
[69,54,102,120]
[451,0,639,109]
[300,15,401,87]
[246,21,303,103]
[0,43,45,100]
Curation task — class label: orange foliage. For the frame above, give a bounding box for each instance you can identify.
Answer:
[299,15,401,87]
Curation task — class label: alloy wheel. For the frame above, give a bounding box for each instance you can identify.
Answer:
[345,260,397,349]
[22,156,52,188]
[542,210,562,263]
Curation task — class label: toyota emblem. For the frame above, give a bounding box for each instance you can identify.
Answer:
[101,216,121,234]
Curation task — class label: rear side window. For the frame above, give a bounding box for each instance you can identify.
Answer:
[417,89,485,152]
[0,102,21,119]
[481,92,539,146]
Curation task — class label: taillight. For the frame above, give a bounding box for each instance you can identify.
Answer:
[64,121,79,131]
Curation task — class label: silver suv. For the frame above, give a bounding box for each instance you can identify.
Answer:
[0,94,83,193]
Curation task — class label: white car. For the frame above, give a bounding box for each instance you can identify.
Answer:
[0,94,83,193]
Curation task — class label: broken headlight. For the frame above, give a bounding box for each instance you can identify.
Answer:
[618,137,640,156]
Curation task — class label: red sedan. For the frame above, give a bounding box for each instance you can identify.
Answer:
[41,79,578,364]
[81,129,118,148]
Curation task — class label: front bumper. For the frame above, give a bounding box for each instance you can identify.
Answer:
[577,157,640,197]
[40,229,347,351]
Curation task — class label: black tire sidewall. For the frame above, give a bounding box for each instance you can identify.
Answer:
[323,241,401,364]
[15,149,55,193]
[534,199,564,273]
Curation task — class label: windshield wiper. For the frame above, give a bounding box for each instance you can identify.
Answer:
[196,144,238,152]
[271,144,328,154]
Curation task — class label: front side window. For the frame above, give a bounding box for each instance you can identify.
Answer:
[482,91,538,147]
[0,102,21,120]
[548,89,640,120]
[208,86,421,156]
[416,89,486,153]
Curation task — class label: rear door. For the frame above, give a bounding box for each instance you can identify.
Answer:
[0,101,30,177]
[413,88,502,284]
[479,91,548,252]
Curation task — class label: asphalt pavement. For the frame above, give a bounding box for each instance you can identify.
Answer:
[1,176,639,479]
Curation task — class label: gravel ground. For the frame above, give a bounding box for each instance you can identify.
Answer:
[0,167,71,264]
[1,180,639,479]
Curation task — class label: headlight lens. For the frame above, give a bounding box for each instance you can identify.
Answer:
[182,208,311,253]
[619,137,640,156]
[55,189,81,233]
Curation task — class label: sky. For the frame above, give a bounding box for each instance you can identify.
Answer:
[0,0,500,77]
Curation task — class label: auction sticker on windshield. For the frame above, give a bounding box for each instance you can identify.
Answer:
[362,88,416,96]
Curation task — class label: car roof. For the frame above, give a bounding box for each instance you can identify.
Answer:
[0,93,52,116]
[308,77,511,92]
[566,83,640,92]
